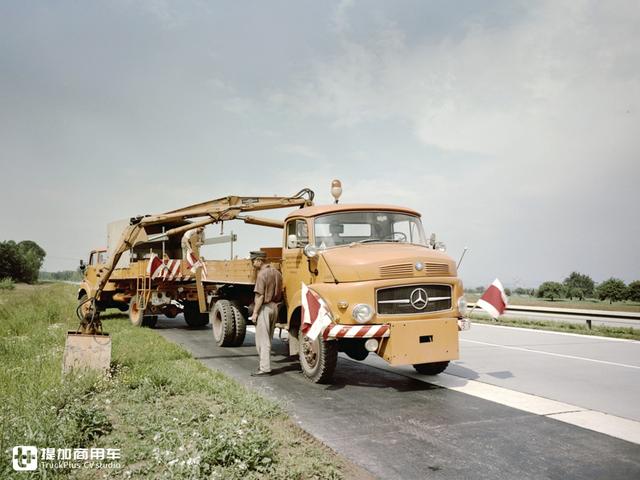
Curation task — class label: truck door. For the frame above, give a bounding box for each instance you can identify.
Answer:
[282,218,313,312]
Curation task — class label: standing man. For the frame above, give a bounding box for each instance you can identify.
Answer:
[181,226,205,260]
[249,251,283,377]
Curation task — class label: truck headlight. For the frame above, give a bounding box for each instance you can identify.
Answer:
[352,304,373,323]
[457,296,467,315]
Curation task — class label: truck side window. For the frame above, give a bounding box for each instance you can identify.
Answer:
[89,253,95,266]
[286,220,309,249]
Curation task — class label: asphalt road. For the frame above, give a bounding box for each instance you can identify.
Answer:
[154,317,640,480]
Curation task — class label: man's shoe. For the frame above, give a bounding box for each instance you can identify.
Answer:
[250,370,272,377]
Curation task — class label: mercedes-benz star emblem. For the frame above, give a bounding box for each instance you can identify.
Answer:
[410,288,429,310]
[415,261,424,271]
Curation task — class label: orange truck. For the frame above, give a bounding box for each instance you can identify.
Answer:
[79,183,470,383]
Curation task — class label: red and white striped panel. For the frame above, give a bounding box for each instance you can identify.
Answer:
[160,259,182,281]
[148,257,205,283]
[323,324,390,340]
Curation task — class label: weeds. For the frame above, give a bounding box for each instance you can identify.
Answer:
[0,284,348,479]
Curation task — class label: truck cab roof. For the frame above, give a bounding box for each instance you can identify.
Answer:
[285,203,421,219]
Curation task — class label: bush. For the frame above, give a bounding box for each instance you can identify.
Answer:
[0,277,15,290]
[628,281,640,302]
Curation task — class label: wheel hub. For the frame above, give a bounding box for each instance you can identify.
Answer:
[302,337,318,368]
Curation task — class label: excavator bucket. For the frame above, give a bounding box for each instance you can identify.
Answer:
[62,332,112,375]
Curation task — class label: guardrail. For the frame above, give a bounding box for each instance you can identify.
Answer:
[468,303,640,329]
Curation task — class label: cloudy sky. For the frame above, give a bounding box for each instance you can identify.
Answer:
[1,0,638,288]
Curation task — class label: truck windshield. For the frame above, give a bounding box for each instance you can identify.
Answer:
[314,212,427,248]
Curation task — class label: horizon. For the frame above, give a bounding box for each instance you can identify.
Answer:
[1,1,638,287]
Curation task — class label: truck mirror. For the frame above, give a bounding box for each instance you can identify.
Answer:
[79,259,86,272]
[287,234,298,249]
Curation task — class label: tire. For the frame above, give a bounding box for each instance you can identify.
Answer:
[183,302,209,328]
[210,300,235,346]
[118,304,129,313]
[299,333,338,383]
[230,303,247,347]
[413,361,450,375]
[129,296,144,327]
[142,315,158,328]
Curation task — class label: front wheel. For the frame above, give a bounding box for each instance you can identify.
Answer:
[413,361,449,375]
[299,334,338,384]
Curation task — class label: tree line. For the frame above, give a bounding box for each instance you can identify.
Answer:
[536,272,640,303]
[469,271,640,304]
[0,240,46,284]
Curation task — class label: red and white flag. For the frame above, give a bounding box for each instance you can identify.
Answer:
[301,282,332,341]
[477,278,508,318]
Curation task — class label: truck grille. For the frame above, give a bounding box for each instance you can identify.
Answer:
[377,284,452,315]
[379,263,451,279]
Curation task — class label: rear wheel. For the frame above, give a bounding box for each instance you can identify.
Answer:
[230,303,247,347]
[299,334,338,383]
[129,296,144,327]
[210,300,235,346]
[413,361,449,375]
[183,302,209,328]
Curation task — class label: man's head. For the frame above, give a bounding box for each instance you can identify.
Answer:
[250,251,266,269]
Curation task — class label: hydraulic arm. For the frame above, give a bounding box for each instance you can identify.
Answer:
[79,188,314,333]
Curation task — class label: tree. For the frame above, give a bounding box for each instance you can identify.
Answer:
[537,281,565,301]
[17,240,46,283]
[627,281,640,302]
[0,239,46,283]
[504,287,512,297]
[563,271,595,299]
[0,241,22,280]
[596,278,627,304]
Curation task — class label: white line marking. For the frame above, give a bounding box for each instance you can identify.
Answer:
[353,355,640,445]
[469,322,640,343]
[461,338,640,370]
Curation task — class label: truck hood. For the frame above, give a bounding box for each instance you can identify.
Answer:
[319,243,456,282]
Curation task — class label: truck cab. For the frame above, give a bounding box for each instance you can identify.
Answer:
[281,204,468,382]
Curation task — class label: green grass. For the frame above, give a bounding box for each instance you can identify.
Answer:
[0,278,15,290]
[469,312,640,340]
[465,293,640,312]
[0,284,354,479]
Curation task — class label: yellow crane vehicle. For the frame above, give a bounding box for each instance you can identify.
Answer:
[78,183,470,383]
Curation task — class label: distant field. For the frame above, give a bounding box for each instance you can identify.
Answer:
[0,284,358,479]
[465,293,640,313]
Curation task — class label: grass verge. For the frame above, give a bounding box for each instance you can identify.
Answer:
[470,313,640,340]
[1,284,359,479]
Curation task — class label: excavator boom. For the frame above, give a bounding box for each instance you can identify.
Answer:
[82,188,314,331]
